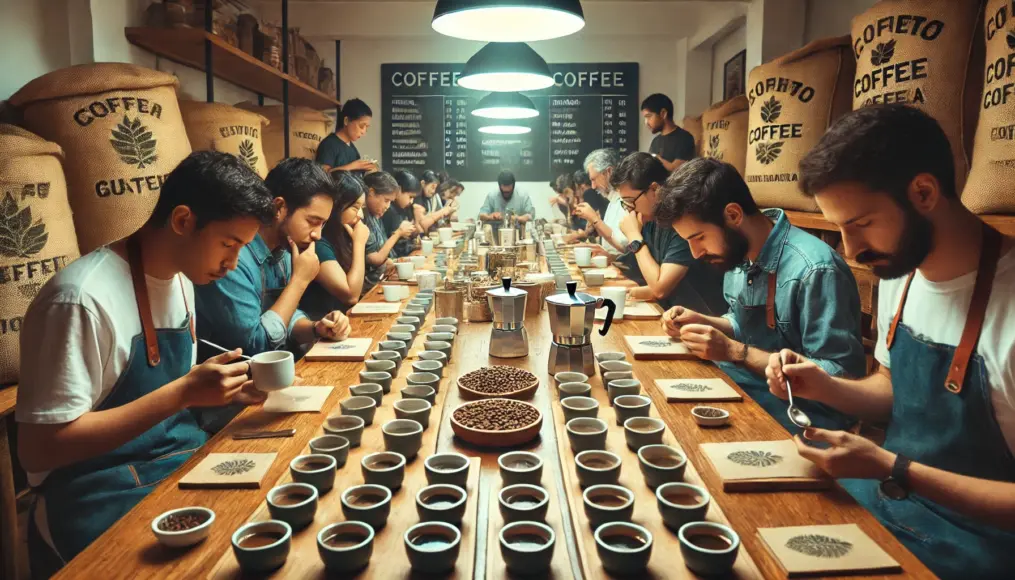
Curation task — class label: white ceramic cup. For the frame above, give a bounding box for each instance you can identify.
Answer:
[250,351,295,392]
[398,286,412,299]
[591,255,608,268]
[417,271,441,291]
[574,247,593,267]
[410,256,426,268]
[395,261,416,281]
[382,285,402,302]
[601,287,628,320]
[422,239,434,255]
[438,227,454,242]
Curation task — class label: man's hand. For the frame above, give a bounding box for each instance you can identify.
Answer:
[679,323,734,361]
[179,350,255,408]
[489,212,503,221]
[795,428,895,480]
[662,306,709,338]
[315,310,352,341]
[397,220,416,238]
[619,211,643,242]
[290,238,320,285]
[766,349,833,403]
[574,202,598,223]
[384,259,398,277]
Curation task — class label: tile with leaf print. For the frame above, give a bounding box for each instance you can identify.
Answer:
[178,453,276,489]
[700,440,830,492]
[758,524,900,576]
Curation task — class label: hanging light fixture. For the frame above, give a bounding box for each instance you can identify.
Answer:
[472,92,539,119]
[458,43,554,92]
[479,125,532,135]
[432,0,585,42]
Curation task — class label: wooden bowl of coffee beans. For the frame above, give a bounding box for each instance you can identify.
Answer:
[451,398,543,447]
[457,366,540,400]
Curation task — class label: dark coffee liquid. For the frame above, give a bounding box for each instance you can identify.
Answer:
[371,460,400,469]
[580,458,615,469]
[648,456,682,468]
[592,493,629,508]
[350,493,386,507]
[506,534,548,550]
[272,492,312,506]
[424,494,461,509]
[410,533,453,550]
[662,491,702,506]
[687,533,732,550]
[323,532,366,549]
[298,461,332,471]
[507,495,541,509]
[602,534,646,550]
[570,424,602,434]
[238,532,284,548]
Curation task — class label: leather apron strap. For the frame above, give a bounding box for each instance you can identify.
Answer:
[126,237,161,367]
[766,270,777,330]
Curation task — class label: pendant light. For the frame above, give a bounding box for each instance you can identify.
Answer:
[458,43,554,92]
[479,125,532,135]
[432,0,585,42]
[472,92,539,119]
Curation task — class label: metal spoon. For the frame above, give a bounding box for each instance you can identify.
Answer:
[781,353,812,429]
[199,339,252,361]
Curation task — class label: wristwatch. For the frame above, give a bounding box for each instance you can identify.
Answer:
[626,239,645,254]
[880,454,912,500]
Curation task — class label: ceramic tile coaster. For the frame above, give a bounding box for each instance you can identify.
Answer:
[624,335,696,360]
[595,301,662,320]
[349,302,401,315]
[263,386,334,413]
[700,440,831,491]
[758,524,901,577]
[657,378,743,402]
[304,337,373,362]
[178,453,276,489]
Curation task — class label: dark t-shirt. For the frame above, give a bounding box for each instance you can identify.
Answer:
[581,188,609,219]
[649,127,696,164]
[382,204,416,258]
[315,133,360,169]
[300,238,346,319]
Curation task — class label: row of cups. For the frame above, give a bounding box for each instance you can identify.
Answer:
[493,451,557,575]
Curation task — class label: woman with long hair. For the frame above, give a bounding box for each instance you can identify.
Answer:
[436,179,464,222]
[385,170,423,257]
[414,169,457,232]
[364,172,415,294]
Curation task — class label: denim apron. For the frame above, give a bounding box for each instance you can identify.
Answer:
[28,238,207,578]
[842,227,1015,579]
[720,266,853,433]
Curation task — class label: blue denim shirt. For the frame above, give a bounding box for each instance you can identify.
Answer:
[194,234,309,361]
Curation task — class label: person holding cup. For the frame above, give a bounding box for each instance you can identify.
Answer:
[414,169,458,235]
[363,172,416,294]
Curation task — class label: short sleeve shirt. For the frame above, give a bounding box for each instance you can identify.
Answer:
[300,238,345,319]
[649,127,696,163]
[363,214,388,293]
[315,134,360,169]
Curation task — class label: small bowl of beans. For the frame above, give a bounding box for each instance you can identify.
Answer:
[450,398,543,447]
[457,366,539,400]
[151,506,215,548]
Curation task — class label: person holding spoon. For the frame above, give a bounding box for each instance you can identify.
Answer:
[316,98,376,176]
[766,105,1015,579]
[15,152,274,576]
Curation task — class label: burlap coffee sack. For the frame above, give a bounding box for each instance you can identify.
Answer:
[235,102,332,170]
[9,63,192,253]
[180,100,270,177]
[702,95,750,176]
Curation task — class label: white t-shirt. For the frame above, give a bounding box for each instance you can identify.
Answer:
[16,247,195,485]
[600,193,629,255]
[875,247,1015,454]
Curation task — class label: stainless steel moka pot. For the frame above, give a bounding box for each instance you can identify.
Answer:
[546,281,617,376]
[487,277,529,358]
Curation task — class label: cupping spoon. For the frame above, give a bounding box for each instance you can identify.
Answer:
[781,353,812,429]
[200,339,252,361]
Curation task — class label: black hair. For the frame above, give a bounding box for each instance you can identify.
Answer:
[437,179,463,197]
[640,93,674,120]
[555,172,575,193]
[322,172,366,270]
[498,170,516,188]
[392,170,422,194]
[265,157,339,211]
[437,170,451,184]
[151,150,274,228]
[573,169,591,187]
[611,152,669,191]
[800,104,957,200]
[655,157,759,226]
[363,171,400,195]
[339,98,372,127]
[420,170,439,185]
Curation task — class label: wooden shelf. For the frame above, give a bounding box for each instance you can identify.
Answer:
[0,386,15,418]
[125,27,340,110]
[784,210,1015,236]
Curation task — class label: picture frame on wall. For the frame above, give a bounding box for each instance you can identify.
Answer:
[723,49,746,101]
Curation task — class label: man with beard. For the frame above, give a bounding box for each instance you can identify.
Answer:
[655,157,863,432]
[478,170,535,234]
[642,93,695,172]
[195,158,352,364]
[573,148,628,256]
[765,105,1015,578]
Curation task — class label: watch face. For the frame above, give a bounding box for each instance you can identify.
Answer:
[880,479,907,500]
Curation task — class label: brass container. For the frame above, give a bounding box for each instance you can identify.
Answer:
[467,299,492,322]
[434,288,465,321]
[513,282,542,319]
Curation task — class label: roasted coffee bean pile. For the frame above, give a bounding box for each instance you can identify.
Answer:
[158,512,208,532]
[453,399,540,431]
[459,366,537,394]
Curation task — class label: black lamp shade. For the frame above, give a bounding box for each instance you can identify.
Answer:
[432,0,585,42]
[458,42,554,92]
[472,92,539,119]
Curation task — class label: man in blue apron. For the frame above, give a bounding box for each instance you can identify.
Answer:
[195,157,352,365]
[15,152,275,577]
[768,105,1015,578]
[654,157,865,433]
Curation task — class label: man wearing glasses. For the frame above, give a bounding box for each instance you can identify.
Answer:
[611,153,725,314]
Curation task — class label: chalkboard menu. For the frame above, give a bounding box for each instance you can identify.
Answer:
[381,63,639,181]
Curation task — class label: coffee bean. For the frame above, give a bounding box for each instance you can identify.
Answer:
[459,366,537,395]
[158,512,208,532]
[453,399,539,431]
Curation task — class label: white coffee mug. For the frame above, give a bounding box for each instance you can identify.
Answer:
[438,227,453,242]
[574,247,593,267]
[601,287,628,320]
[422,239,434,255]
[591,255,608,268]
[410,255,426,268]
[395,261,416,280]
[417,271,441,291]
[382,285,403,302]
[250,350,295,392]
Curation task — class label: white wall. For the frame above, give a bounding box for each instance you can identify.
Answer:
[711,26,747,105]
[0,0,72,100]
[804,0,877,43]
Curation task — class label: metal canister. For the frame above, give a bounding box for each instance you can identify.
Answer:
[434,288,465,321]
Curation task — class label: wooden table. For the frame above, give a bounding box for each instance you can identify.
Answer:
[55,271,935,579]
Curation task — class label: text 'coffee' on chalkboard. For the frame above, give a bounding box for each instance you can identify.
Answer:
[381,63,639,181]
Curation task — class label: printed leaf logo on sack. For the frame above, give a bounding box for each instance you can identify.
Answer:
[707,134,723,160]
[760,96,783,123]
[0,192,48,259]
[238,139,259,170]
[110,116,158,169]
[755,141,784,165]
[870,39,896,66]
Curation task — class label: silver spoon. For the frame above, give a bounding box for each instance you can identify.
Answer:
[781,353,812,429]
[199,339,252,361]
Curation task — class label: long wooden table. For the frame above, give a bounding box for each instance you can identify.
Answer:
[55,265,935,579]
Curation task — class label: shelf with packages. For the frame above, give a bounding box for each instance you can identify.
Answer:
[125,27,340,110]
[784,210,1015,237]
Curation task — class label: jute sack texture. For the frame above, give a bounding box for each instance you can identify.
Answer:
[745,36,856,212]
[701,95,750,176]
[965,0,1015,213]
[180,100,270,177]
[235,102,332,170]
[0,125,81,384]
[681,115,704,157]
[852,0,985,193]
[9,63,192,254]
